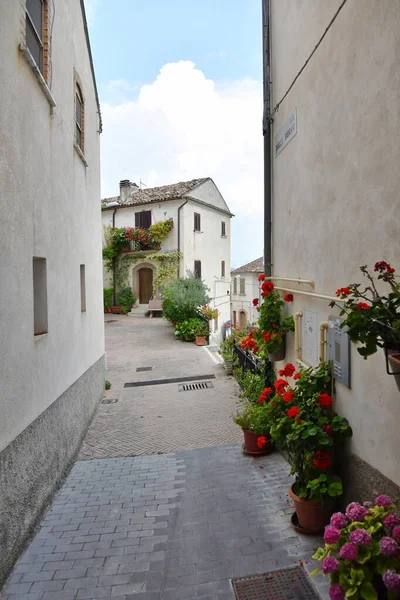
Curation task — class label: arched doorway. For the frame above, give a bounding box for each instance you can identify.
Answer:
[138,268,153,304]
[239,310,247,329]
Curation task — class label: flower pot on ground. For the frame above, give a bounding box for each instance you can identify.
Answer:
[233,401,274,457]
[111,306,123,314]
[194,320,209,346]
[103,287,114,313]
[223,358,233,375]
[195,336,206,346]
[289,485,331,534]
[220,335,234,375]
[175,318,206,342]
[311,495,400,600]
[265,362,352,534]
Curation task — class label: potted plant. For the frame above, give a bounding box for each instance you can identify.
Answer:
[265,362,352,534]
[233,400,273,456]
[330,261,400,389]
[200,305,220,322]
[117,285,136,314]
[103,287,114,313]
[241,277,294,361]
[220,335,235,374]
[194,320,209,346]
[174,318,205,342]
[312,495,400,600]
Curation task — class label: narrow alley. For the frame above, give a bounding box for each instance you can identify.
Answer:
[2,317,328,600]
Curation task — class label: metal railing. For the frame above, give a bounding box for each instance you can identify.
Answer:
[233,343,272,385]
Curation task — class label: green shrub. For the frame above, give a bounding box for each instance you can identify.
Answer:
[220,335,234,360]
[194,320,209,337]
[162,276,210,323]
[105,380,111,390]
[233,402,271,434]
[117,286,136,312]
[174,318,205,342]
[103,287,114,309]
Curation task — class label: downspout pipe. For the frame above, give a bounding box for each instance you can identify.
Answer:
[262,0,272,277]
[177,199,188,277]
[112,208,117,305]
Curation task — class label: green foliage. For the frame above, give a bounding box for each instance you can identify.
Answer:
[103,287,114,309]
[233,401,272,434]
[162,276,210,323]
[255,287,294,356]
[117,286,136,312]
[312,497,400,599]
[148,218,173,244]
[174,318,205,342]
[105,380,111,390]
[193,320,209,337]
[220,335,234,360]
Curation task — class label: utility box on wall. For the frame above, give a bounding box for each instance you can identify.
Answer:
[328,316,351,388]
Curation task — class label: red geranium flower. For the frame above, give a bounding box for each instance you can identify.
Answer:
[318,393,333,407]
[261,281,275,294]
[336,287,351,298]
[374,261,396,274]
[257,436,267,449]
[293,373,301,380]
[274,378,289,395]
[287,406,300,418]
[252,298,259,306]
[258,273,266,281]
[284,363,296,377]
[284,293,294,302]
[323,424,333,435]
[312,450,332,469]
[283,391,295,403]
[356,302,370,310]
[263,332,272,342]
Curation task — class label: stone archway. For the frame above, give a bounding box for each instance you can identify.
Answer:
[132,262,157,305]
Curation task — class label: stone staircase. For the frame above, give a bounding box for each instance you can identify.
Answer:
[128,304,149,318]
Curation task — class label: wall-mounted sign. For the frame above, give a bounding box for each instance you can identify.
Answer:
[275,109,297,157]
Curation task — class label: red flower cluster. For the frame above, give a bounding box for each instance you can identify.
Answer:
[312,450,332,469]
[284,293,294,302]
[258,387,272,404]
[261,281,275,297]
[283,391,295,403]
[318,393,333,407]
[263,332,271,342]
[258,273,266,281]
[293,373,301,380]
[287,406,300,418]
[356,302,370,310]
[274,378,289,395]
[278,363,296,377]
[257,436,267,449]
[374,261,396,274]
[322,424,333,435]
[241,331,256,351]
[252,298,259,306]
[336,287,351,298]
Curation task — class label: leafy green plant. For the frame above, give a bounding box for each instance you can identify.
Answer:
[174,318,205,342]
[105,380,111,390]
[265,362,352,505]
[233,401,271,434]
[312,495,400,600]
[149,218,173,244]
[162,276,210,323]
[103,287,114,309]
[117,285,136,312]
[330,261,400,358]
[220,336,234,360]
[194,320,209,337]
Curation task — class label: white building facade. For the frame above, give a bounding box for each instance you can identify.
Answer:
[265,0,400,503]
[0,0,104,584]
[102,178,232,341]
[231,257,263,329]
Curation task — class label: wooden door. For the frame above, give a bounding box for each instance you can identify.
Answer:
[239,311,247,329]
[139,268,153,303]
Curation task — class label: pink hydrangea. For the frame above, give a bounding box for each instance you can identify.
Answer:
[393,526,400,540]
[340,542,358,560]
[330,513,347,529]
[376,494,393,507]
[383,570,400,591]
[384,514,400,529]
[329,584,345,600]
[345,502,368,521]
[380,537,398,556]
[363,501,372,508]
[322,556,339,574]
[324,526,341,544]
[349,528,372,545]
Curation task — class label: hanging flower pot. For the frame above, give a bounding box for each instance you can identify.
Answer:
[269,335,286,362]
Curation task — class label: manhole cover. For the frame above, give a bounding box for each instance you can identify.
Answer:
[101,398,118,404]
[136,367,153,372]
[231,566,321,600]
[178,381,214,391]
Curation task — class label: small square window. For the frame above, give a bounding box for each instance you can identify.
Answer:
[194,260,201,279]
[221,261,225,278]
[240,277,246,295]
[214,314,219,332]
[80,265,86,312]
[233,278,238,295]
[194,213,201,232]
[33,257,48,335]
[135,210,152,229]
[221,221,226,237]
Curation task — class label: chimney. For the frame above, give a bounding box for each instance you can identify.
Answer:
[119,180,140,204]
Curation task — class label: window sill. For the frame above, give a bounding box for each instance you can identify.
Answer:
[193,230,202,234]
[239,293,246,296]
[74,143,88,167]
[34,332,48,342]
[19,44,56,108]
[221,235,227,239]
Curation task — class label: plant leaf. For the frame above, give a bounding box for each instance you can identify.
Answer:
[360,582,378,600]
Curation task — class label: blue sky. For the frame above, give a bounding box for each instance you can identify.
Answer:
[85,0,264,267]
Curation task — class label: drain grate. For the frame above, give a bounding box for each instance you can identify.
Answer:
[124,374,216,388]
[101,398,118,404]
[231,566,321,600]
[179,381,214,392]
[136,367,153,372]
[105,320,117,323]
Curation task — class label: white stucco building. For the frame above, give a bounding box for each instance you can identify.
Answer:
[102,178,233,341]
[231,257,263,329]
[0,0,104,584]
[264,0,400,502]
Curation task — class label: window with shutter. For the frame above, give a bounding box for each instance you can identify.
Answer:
[194,213,201,232]
[233,311,237,328]
[233,278,237,295]
[26,0,46,77]
[135,211,152,229]
[221,261,225,277]
[194,260,201,279]
[240,277,246,294]
[221,221,226,237]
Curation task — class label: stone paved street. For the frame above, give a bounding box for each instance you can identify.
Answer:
[79,317,242,460]
[2,446,329,600]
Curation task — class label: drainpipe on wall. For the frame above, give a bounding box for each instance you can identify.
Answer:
[177,199,188,277]
[262,0,272,278]
[112,208,117,304]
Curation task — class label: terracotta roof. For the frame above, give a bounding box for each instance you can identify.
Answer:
[101,178,208,208]
[231,257,264,275]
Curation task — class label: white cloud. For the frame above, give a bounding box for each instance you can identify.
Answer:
[100,61,263,265]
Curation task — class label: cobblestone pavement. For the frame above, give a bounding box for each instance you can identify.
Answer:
[79,317,242,460]
[2,446,329,600]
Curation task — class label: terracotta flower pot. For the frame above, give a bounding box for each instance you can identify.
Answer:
[288,485,331,534]
[388,353,400,391]
[111,306,122,314]
[121,246,130,253]
[195,336,206,346]
[242,430,272,456]
[269,336,286,362]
